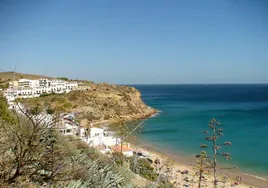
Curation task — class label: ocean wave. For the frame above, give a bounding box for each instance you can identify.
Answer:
[149,111,161,118]
[242,173,267,181]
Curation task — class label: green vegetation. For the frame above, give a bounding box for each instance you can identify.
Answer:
[130,157,157,181]
[57,77,69,81]
[0,95,17,124]
[28,105,42,115]
[17,82,156,123]
[40,92,57,97]
[112,152,125,166]
[0,111,132,187]
[63,102,72,108]
[46,108,55,114]
[0,107,173,187]
[19,94,73,113]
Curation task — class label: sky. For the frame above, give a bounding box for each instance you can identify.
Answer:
[0,0,267,84]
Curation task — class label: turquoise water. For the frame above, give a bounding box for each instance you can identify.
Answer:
[133,84,268,176]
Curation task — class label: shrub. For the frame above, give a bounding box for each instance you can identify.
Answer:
[56,97,66,103]
[46,108,55,114]
[57,77,68,81]
[29,106,41,115]
[63,102,72,108]
[0,96,17,124]
[40,93,52,97]
[112,152,125,166]
[130,157,157,181]
[68,93,77,101]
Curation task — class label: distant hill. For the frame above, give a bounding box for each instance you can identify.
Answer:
[0,71,52,80]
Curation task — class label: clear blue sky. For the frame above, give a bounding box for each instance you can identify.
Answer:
[0,0,267,84]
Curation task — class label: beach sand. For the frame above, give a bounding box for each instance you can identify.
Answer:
[127,139,268,188]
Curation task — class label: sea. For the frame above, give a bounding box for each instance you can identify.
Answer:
[133,84,268,178]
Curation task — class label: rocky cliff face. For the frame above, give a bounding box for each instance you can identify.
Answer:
[68,83,157,124]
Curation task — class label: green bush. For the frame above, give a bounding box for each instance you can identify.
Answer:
[0,96,17,124]
[112,152,125,166]
[46,108,55,114]
[56,97,66,103]
[130,157,157,181]
[40,93,51,97]
[63,102,72,108]
[29,106,42,115]
[57,77,69,81]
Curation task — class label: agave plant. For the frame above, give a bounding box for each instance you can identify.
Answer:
[66,151,127,188]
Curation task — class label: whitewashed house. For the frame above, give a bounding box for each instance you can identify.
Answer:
[87,127,105,146]
[87,127,120,147]
[4,78,78,101]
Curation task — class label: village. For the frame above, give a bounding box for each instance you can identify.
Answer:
[2,77,151,159]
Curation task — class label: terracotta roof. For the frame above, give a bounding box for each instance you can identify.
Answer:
[111,145,134,152]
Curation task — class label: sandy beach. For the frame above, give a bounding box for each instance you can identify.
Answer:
[126,139,268,188]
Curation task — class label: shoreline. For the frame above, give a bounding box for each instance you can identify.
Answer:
[126,138,268,188]
[96,106,267,187]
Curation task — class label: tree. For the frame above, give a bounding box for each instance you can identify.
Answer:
[201,118,232,187]
[0,106,132,187]
[0,110,58,183]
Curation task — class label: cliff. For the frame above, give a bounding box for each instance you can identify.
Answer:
[12,77,156,124]
[68,83,157,123]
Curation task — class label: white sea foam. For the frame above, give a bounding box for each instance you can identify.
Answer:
[149,111,161,118]
[242,173,267,181]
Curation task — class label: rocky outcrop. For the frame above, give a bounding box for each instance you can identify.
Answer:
[67,83,157,124]
[19,82,157,124]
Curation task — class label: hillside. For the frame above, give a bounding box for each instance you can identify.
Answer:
[9,72,156,125]
[0,97,162,187]
[0,72,52,89]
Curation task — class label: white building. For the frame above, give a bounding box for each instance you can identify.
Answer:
[4,78,78,101]
[87,127,120,147]
[58,114,80,136]
[87,127,105,146]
